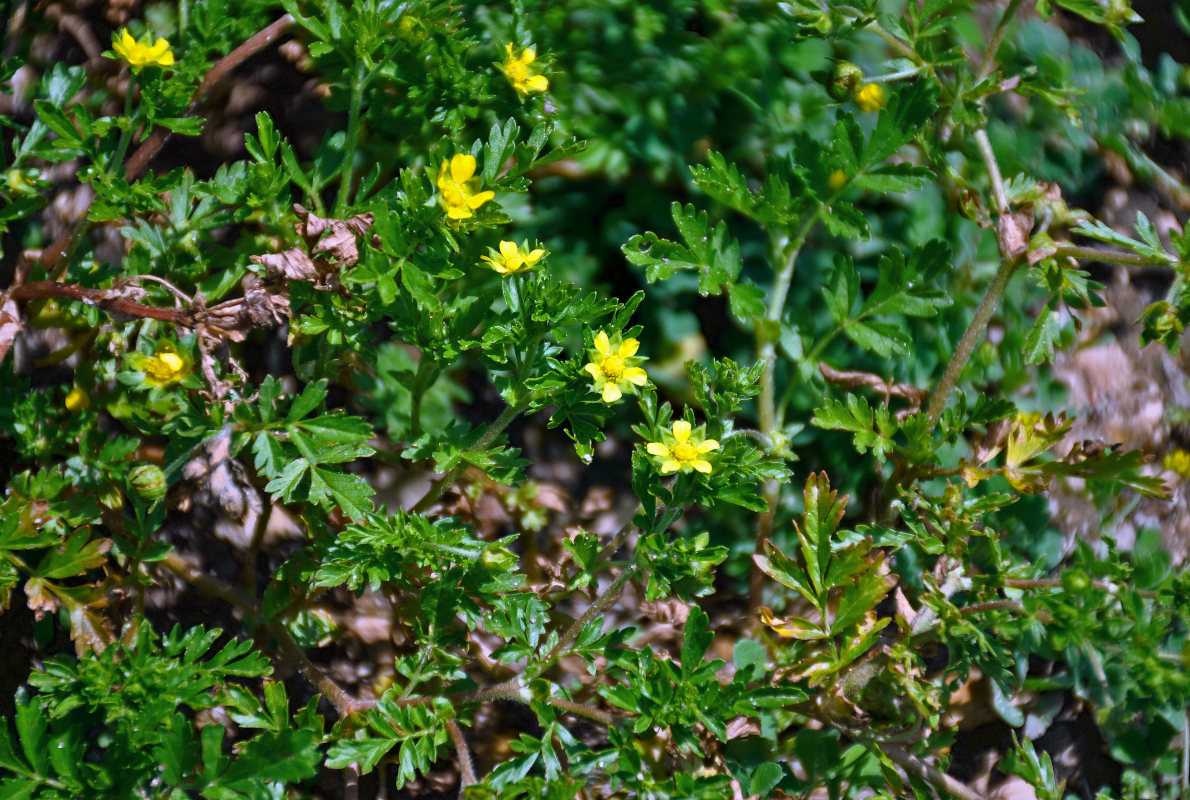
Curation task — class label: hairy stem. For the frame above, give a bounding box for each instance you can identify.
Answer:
[161,551,366,717]
[923,128,1020,431]
[445,719,476,787]
[881,744,989,800]
[975,0,1028,84]
[334,64,368,216]
[527,563,638,681]
[412,399,529,513]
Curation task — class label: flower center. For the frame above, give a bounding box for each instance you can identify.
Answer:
[671,442,698,463]
[506,60,529,82]
[146,352,184,381]
[442,184,466,206]
[600,355,625,380]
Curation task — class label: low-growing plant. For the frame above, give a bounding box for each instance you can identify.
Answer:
[2,1,1190,798]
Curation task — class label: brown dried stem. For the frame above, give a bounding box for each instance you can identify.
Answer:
[38,13,297,276]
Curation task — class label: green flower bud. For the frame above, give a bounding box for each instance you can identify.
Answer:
[129,464,168,500]
[829,61,864,101]
[481,541,518,572]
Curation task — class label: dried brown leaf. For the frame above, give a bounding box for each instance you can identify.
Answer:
[0,296,22,364]
[251,246,320,282]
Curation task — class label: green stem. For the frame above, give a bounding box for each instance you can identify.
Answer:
[526,563,638,681]
[923,254,1019,430]
[923,127,1019,431]
[333,64,367,216]
[1054,243,1176,269]
[411,399,529,514]
[110,79,138,175]
[975,0,1027,84]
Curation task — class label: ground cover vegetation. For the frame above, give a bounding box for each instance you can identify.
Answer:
[3,0,1190,798]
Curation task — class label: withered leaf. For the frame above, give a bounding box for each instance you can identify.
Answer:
[251,246,320,283]
[295,204,374,268]
[0,295,23,365]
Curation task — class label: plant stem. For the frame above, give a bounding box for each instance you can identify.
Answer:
[1054,243,1175,268]
[161,551,366,717]
[445,720,476,787]
[923,128,1020,432]
[334,64,368,216]
[975,0,1027,84]
[923,254,1018,430]
[880,744,988,800]
[411,399,529,513]
[110,79,138,177]
[527,563,638,681]
[750,213,818,609]
[547,695,621,727]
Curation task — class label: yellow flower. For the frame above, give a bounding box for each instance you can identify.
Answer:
[501,43,549,97]
[646,419,719,475]
[436,153,495,221]
[828,169,848,191]
[584,330,648,403]
[1164,448,1190,479]
[481,240,546,275]
[65,385,90,412]
[129,343,189,387]
[854,82,886,112]
[111,28,175,69]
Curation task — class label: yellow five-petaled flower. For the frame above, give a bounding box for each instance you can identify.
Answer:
[111,28,175,69]
[854,82,886,112]
[482,240,546,275]
[647,420,719,475]
[437,153,495,221]
[129,344,189,387]
[584,331,648,403]
[501,43,549,97]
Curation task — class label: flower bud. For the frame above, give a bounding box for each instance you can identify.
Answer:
[481,541,518,572]
[829,61,864,101]
[129,464,168,500]
[65,385,90,412]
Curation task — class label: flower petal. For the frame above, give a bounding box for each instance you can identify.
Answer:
[618,338,639,357]
[526,74,549,93]
[465,190,495,209]
[525,249,545,265]
[671,420,691,442]
[623,367,648,386]
[499,240,519,261]
[593,331,610,356]
[450,153,476,182]
[521,48,537,64]
[504,43,515,59]
[692,459,712,474]
[583,363,602,379]
[660,460,680,474]
[697,439,720,453]
[602,383,622,403]
[646,442,670,457]
[446,206,473,220]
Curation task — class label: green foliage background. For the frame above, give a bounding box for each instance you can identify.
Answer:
[3,0,1190,798]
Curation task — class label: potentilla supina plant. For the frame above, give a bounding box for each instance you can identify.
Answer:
[110,28,175,69]
[501,43,549,97]
[481,240,546,275]
[437,154,495,221]
[646,419,719,475]
[584,330,648,403]
[128,344,189,387]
